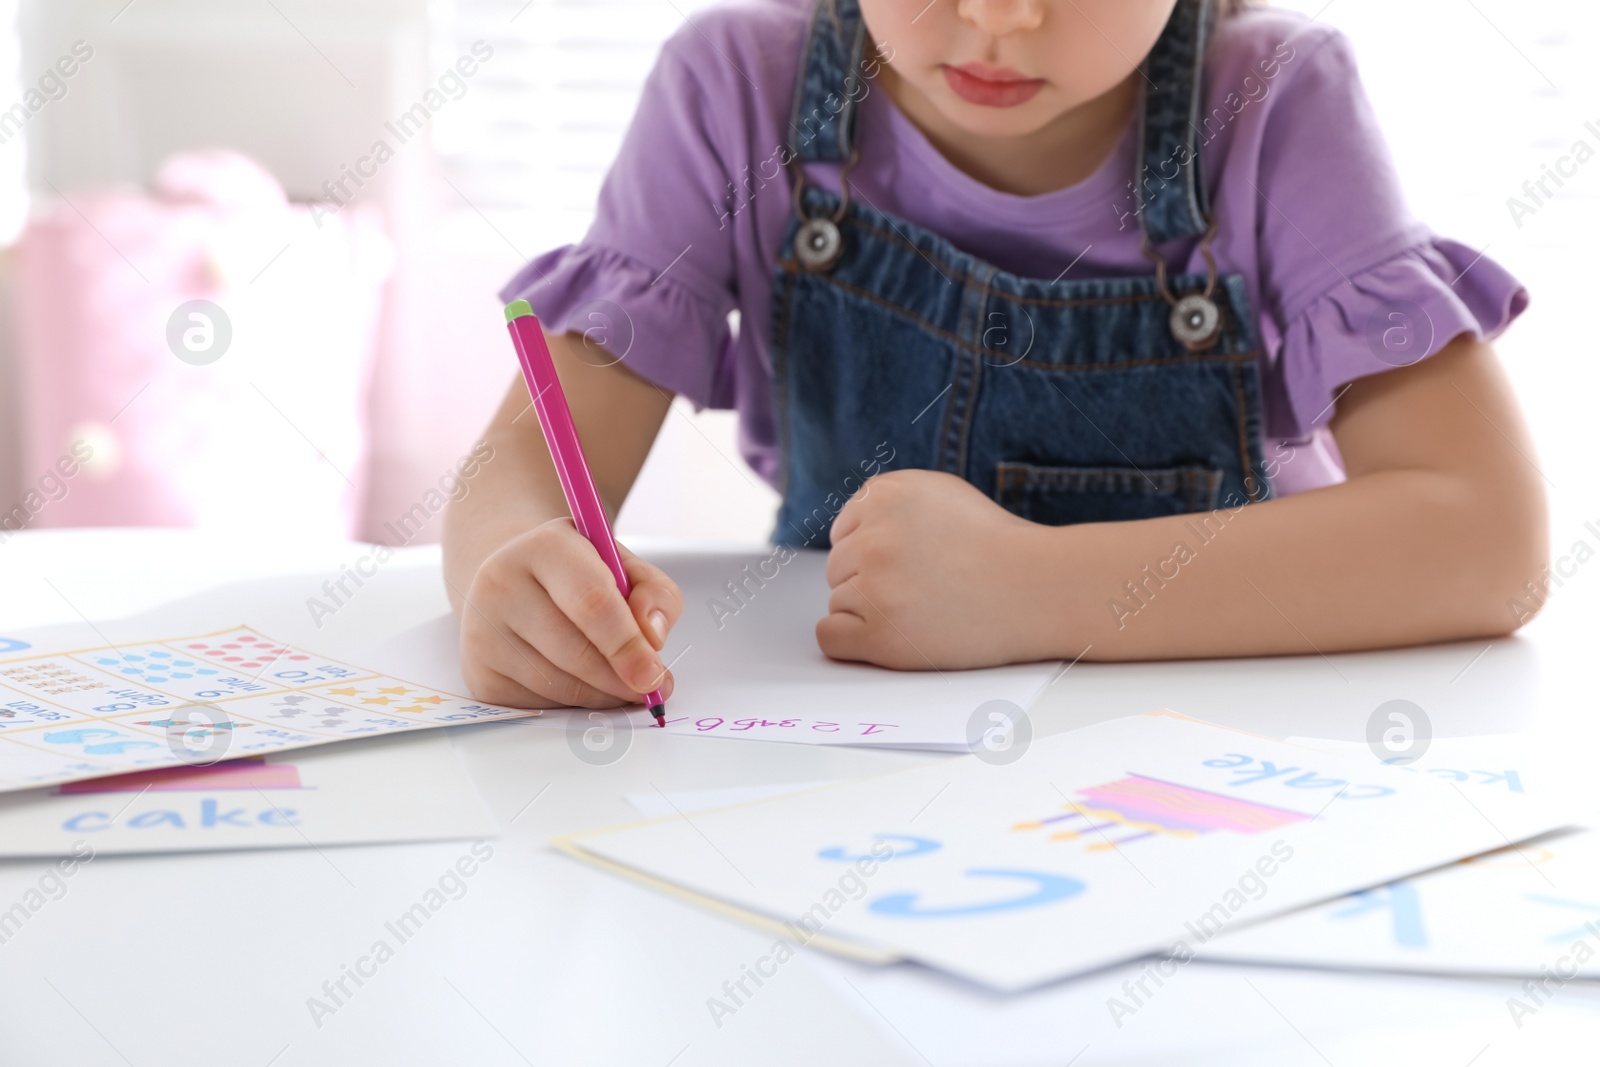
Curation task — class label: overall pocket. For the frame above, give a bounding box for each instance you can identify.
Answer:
[993,462,1224,526]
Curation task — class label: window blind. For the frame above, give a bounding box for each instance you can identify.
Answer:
[431,0,723,247]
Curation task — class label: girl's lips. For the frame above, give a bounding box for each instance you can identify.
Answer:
[942,63,1045,108]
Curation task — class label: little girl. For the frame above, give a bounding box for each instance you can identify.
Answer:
[443,0,1544,710]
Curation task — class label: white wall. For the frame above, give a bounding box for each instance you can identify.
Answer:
[1282,0,1600,542]
[2,0,776,546]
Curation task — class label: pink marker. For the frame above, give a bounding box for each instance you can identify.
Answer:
[504,300,667,724]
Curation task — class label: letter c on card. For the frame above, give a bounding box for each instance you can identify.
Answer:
[868,869,1086,918]
[817,834,940,862]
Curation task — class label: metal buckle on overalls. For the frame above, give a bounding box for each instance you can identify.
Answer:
[1145,221,1223,352]
[790,150,859,273]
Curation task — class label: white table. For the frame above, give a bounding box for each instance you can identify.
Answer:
[0,529,1595,1066]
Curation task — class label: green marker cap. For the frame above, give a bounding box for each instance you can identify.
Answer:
[504,299,535,323]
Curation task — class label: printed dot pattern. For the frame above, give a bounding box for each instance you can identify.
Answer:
[93,650,219,685]
[184,632,311,672]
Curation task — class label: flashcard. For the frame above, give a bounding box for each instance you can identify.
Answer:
[1201,830,1600,979]
[1199,736,1598,978]
[558,713,1569,992]
[0,625,540,794]
[0,729,496,856]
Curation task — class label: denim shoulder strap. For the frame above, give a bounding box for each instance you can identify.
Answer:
[788,0,869,164]
[788,0,1216,243]
[1138,0,1216,245]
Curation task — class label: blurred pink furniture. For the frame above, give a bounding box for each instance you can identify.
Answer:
[14,150,392,539]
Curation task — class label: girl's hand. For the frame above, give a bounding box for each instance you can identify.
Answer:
[457,518,683,708]
[818,469,1051,669]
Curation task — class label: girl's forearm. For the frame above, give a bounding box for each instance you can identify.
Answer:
[441,386,571,611]
[1034,467,1547,661]
[442,332,675,613]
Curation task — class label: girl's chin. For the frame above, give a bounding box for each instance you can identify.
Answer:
[931,96,1062,138]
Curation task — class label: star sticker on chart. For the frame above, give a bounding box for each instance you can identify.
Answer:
[415,695,443,705]
[327,686,361,696]
[377,686,411,695]
[361,696,393,705]
[397,704,430,714]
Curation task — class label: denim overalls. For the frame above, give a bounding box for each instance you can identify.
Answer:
[771,0,1269,548]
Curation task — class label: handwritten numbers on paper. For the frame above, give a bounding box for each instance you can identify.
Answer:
[668,716,895,738]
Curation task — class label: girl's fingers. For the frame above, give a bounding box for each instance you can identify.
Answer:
[459,520,678,709]
[816,610,869,663]
[619,547,684,649]
[537,543,669,697]
[501,577,660,703]
[462,610,627,709]
[829,485,871,543]
[817,576,870,663]
[470,541,646,704]
[823,535,864,590]
[463,667,544,709]
[825,574,872,621]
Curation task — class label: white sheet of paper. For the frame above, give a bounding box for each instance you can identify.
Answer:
[561,713,1569,992]
[624,781,834,819]
[1200,736,1600,978]
[0,624,538,794]
[0,730,495,856]
[526,550,1063,751]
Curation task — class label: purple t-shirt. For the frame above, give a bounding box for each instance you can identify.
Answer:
[501,0,1526,497]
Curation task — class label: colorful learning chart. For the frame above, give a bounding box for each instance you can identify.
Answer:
[0,626,539,795]
[557,713,1569,992]
[1200,736,1599,978]
[0,729,496,856]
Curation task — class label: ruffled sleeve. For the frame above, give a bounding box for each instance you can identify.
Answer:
[499,244,736,409]
[1267,237,1528,439]
[497,16,750,409]
[1236,25,1531,442]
